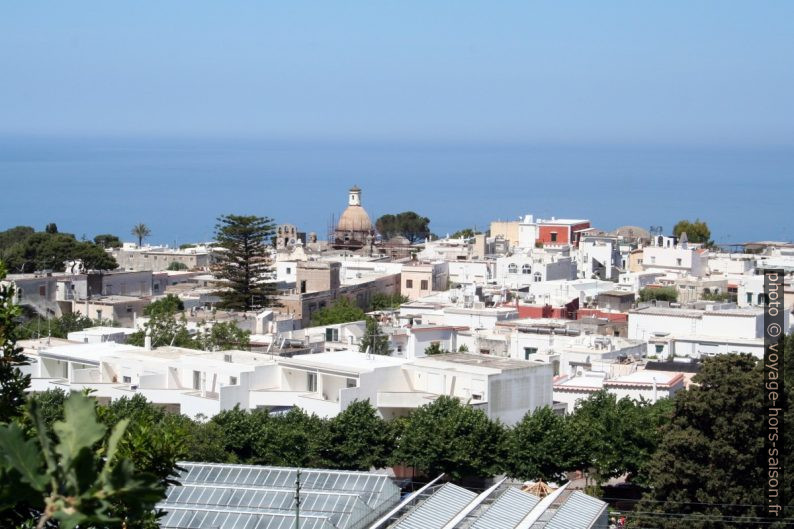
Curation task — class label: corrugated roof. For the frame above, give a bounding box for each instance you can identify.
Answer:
[390,483,477,529]
[543,491,607,529]
[470,487,540,529]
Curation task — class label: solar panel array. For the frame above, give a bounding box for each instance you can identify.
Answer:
[542,490,608,529]
[470,487,540,529]
[158,463,401,529]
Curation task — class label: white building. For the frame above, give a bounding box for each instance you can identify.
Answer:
[641,236,709,278]
[553,369,685,412]
[495,249,577,288]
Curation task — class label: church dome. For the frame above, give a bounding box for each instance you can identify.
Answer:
[337,205,372,232]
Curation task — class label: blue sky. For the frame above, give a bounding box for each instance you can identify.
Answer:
[2,1,793,146]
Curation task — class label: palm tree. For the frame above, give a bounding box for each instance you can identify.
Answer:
[131,223,151,247]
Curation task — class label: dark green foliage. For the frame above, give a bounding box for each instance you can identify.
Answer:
[673,219,713,245]
[322,400,392,470]
[0,228,117,273]
[359,316,391,355]
[0,261,30,423]
[212,214,278,311]
[505,406,573,483]
[0,393,163,529]
[392,396,506,480]
[143,294,184,317]
[44,223,58,234]
[252,408,328,468]
[636,351,793,528]
[94,233,123,249]
[449,228,481,239]
[128,312,195,349]
[209,406,263,463]
[310,297,365,326]
[197,321,251,351]
[167,261,189,270]
[131,223,151,247]
[701,288,734,302]
[639,286,678,303]
[424,342,447,355]
[369,293,409,311]
[375,212,431,243]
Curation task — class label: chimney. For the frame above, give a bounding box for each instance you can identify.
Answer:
[144,327,152,351]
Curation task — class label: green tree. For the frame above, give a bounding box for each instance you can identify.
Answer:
[310,297,365,326]
[375,212,431,243]
[44,223,58,234]
[0,230,117,273]
[94,233,123,249]
[370,293,409,311]
[505,406,573,483]
[0,393,163,529]
[636,353,786,528]
[131,223,151,247]
[212,214,278,311]
[167,261,189,271]
[16,312,114,340]
[673,219,713,245]
[210,406,264,462]
[0,261,30,423]
[197,321,250,351]
[322,400,391,470]
[144,294,184,317]
[253,408,328,468]
[75,240,118,271]
[449,228,481,239]
[128,312,194,349]
[639,286,677,303]
[359,316,391,355]
[392,396,506,480]
[424,342,447,356]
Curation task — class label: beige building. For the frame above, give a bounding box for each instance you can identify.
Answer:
[401,261,449,301]
[110,244,214,272]
[489,220,520,247]
[72,295,150,326]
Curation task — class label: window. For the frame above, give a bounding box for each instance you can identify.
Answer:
[286,267,291,274]
[758,293,765,305]
[747,293,753,304]
[420,279,428,290]
[406,279,413,288]
[224,354,233,363]
[122,376,132,384]
[523,347,538,360]
[676,258,682,266]
[307,372,317,392]
[651,256,656,264]
[300,280,307,294]
[522,264,531,274]
[550,232,558,242]
[229,376,238,385]
[346,378,357,388]
[655,344,664,354]
[534,272,542,282]
[192,370,201,390]
[325,328,339,342]
[96,310,102,320]
[39,285,46,297]
[508,263,518,274]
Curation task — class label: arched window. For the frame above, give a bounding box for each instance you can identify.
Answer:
[522,264,531,275]
[534,272,542,282]
[508,263,518,274]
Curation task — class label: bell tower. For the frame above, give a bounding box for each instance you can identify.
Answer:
[349,185,361,206]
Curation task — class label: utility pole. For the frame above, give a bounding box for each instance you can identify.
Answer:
[294,468,302,529]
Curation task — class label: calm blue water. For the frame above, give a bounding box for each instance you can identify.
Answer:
[0,136,791,245]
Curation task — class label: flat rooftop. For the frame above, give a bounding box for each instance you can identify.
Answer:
[413,352,546,372]
[279,350,407,374]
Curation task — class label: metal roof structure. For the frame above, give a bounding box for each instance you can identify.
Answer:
[159,463,401,529]
[469,487,540,529]
[542,491,608,529]
[389,483,477,529]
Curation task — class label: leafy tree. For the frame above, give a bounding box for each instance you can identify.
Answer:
[449,228,481,239]
[424,342,447,356]
[0,393,163,529]
[212,214,278,311]
[370,292,409,311]
[169,416,231,463]
[128,312,194,349]
[457,344,469,352]
[210,406,264,462]
[359,316,391,355]
[197,321,250,351]
[673,218,712,245]
[375,212,431,243]
[392,396,506,480]
[143,294,184,317]
[0,261,30,423]
[94,233,123,249]
[253,408,328,468]
[167,261,189,271]
[0,230,117,273]
[16,312,114,340]
[639,286,678,303]
[75,240,118,271]
[636,353,787,528]
[0,226,35,252]
[21,388,68,431]
[310,297,365,326]
[44,223,58,234]
[322,400,391,470]
[131,223,151,247]
[505,406,573,483]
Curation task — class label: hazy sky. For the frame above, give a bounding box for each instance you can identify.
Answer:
[2,1,793,145]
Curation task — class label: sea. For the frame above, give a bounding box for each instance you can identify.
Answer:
[0,136,791,246]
